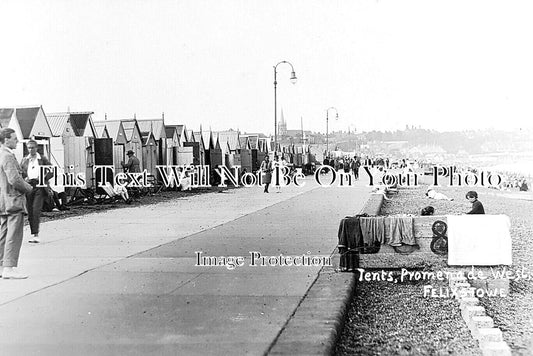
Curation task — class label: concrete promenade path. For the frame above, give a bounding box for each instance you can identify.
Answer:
[0,177,368,355]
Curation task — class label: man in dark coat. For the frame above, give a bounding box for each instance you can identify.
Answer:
[122,150,141,173]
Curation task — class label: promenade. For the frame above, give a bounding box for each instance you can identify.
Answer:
[0,177,368,355]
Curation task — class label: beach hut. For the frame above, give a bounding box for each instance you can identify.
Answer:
[47,112,97,188]
[46,113,75,167]
[171,126,192,165]
[68,112,97,138]
[205,131,222,170]
[242,134,260,172]
[120,119,143,170]
[0,106,52,160]
[137,118,167,167]
[164,125,179,165]
[295,145,304,167]
[238,136,253,173]
[94,120,128,172]
[165,124,190,165]
[185,132,203,166]
[93,122,110,139]
[216,130,241,168]
[189,128,215,168]
[141,131,158,177]
[257,137,270,166]
[176,125,189,147]
[187,130,194,145]
[209,134,223,185]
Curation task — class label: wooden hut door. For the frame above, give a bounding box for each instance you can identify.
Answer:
[114,145,124,172]
[64,137,87,188]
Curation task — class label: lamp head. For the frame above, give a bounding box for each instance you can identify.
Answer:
[290,71,297,84]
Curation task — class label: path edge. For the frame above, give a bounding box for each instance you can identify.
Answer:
[267,194,383,355]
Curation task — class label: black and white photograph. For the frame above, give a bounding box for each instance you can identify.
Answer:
[1,1,532,355]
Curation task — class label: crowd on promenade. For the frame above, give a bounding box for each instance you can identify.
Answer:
[322,153,530,193]
[321,154,425,179]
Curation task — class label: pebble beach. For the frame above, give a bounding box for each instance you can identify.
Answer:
[336,179,533,355]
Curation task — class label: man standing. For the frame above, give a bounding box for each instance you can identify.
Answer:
[353,157,361,180]
[20,139,53,243]
[121,150,140,173]
[0,128,33,279]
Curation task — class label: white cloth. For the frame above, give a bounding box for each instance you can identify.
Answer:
[26,153,42,180]
[427,189,450,200]
[180,176,191,191]
[113,185,128,195]
[447,215,512,266]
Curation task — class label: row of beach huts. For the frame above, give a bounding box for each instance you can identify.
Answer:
[0,106,314,190]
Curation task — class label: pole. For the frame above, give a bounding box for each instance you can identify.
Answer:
[273,61,297,156]
[274,66,278,154]
[326,112,329,156]
[326,107,338,158]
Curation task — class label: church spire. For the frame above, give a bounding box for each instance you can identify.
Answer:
[279,107,287,137]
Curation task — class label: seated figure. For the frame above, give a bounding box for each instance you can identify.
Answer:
[426,187,453,201]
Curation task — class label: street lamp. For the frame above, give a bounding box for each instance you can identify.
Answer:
[274,61,297,154]
[326,107,339,157]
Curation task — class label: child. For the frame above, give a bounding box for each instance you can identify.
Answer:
[466,191,485,214]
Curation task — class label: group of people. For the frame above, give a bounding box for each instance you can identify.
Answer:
[259,154,292,193]
[322,156,363,179]
[1,130,71,279]
[445,165,530,193]
[496,171,529,192]
[321,154,421,180]
[0,129,146,280]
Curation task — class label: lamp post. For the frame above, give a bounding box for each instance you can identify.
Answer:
[274,61,297,154]
[326,107,339,157]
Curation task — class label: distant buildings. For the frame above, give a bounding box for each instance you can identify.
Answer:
[277,109,317,144]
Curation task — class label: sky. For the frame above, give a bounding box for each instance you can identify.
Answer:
[1,0,533,135]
